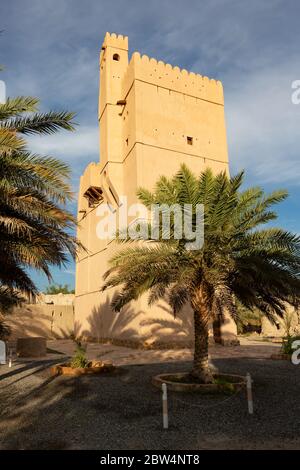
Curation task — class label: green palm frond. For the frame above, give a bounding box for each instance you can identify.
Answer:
[0,96,39,120]
[0,152,73,203]
[0,90,79,311]
[195,168,215,205]
[175,163,199,205]
[155,175,178,204]
[2,110,76,135]
[103,163,300,328]
[0,286,25,311]
[136,187,156,207]
[0,129,26,154]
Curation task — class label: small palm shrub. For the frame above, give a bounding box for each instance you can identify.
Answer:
[235,300,262,334]
[281,335,300,355]
[70,340,89,368]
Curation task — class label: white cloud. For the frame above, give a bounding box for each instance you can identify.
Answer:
[27,125,99,163]
[3,0,300,290]
[225,56,300,184]
[3,0,300,188]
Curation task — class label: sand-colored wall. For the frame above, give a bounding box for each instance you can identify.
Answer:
[6,304,74,340]
[36,293,75,306]
[75,290,236,348]
[261,307,300,338]
[75,32,238,346]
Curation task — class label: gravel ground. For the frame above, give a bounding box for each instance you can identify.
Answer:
[0,356,299,450]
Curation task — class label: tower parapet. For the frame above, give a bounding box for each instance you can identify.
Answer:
[99,32,129,117]
[99,33,129,167]
[122,52,224,105]
[101,32,128,53]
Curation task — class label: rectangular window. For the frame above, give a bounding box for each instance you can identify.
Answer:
[187,136,193,145]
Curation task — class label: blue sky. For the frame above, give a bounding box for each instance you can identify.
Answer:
[1,0,300,291]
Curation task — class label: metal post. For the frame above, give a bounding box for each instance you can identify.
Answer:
[162,382,168,429]
[246,372,253,414]
[8,348,12,368]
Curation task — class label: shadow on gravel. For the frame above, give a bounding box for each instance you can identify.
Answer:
[0,358,299,450]
[0,358,67,382]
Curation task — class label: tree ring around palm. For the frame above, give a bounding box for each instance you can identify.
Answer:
[152,372,246,394]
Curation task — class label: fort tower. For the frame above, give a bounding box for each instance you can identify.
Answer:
[75,33,237,347]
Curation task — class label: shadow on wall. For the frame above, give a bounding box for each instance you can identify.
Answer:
[6,305,74,340]
[79,295,194,348]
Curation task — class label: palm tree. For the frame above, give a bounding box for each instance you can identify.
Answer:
[44,284,75,295]
[102,165,300,383]
[0,95,78,310]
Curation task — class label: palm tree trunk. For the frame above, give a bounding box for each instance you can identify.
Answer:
[190,285,214,383]
[213,314,223,344]
[191,310,214,382]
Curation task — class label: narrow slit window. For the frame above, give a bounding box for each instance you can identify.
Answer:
[187,136,193,145]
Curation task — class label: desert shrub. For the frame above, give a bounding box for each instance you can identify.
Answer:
[235,301,262,334]
[70,340,89,368]
[281,335,300,355]
[44,284,75,294]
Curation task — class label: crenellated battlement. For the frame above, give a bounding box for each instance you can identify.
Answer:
[100,33,223,104]
[122,51,224,105]
[102,32,128,51]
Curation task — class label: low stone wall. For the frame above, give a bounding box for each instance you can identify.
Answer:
[36,293,75,305]
[5,296,239,348]
[261,308,300,338]
[6,304,74,340]
[17,337,47,357]
[80,335,195,350]
[79,336,239,350]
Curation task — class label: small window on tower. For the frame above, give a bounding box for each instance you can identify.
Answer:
[113,53,120,61]
[187,136,193,145]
